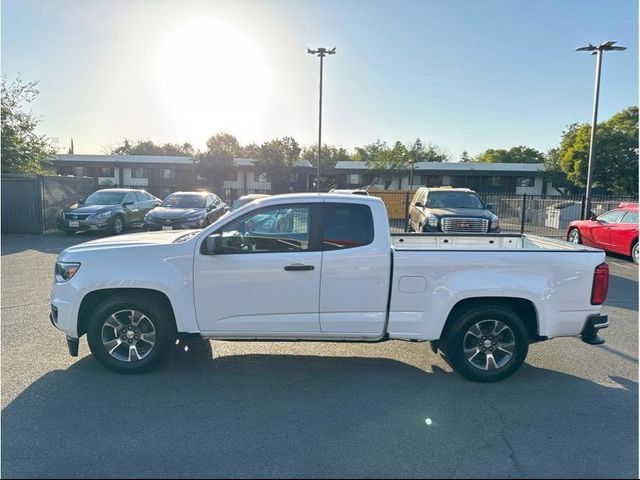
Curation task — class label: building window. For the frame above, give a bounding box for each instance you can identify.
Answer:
[100,167,115,177]
[289,172,299,182]
[257,172,269,182]
[74,167,84,176]
[163,168,175,180]
[58,166,74,176]
[348,174,362,185]
[517,176,535,187]
[424,175,442,187]
[490,176,505,187]
[131,168,147,179]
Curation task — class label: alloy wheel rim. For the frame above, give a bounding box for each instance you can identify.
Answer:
[634,244,638,263]
[101,310,156,362]
[463,319,515,371]
[569,230,580,244]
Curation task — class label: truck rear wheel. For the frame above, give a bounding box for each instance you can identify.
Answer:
[442,305,529,382]
[86,295,174,373]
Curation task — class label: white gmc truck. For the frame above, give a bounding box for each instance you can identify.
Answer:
[50,193,610,382]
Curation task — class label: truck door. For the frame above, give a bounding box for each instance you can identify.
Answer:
[320,202,391,335]
[193,202,323,334]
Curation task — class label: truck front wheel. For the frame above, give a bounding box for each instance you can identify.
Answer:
[86,295,174,373]
[442,305,529,382]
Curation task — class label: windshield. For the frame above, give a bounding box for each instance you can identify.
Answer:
[84,191,126,206]
[161,194,206,209]
[426,192,485,209]
[231,196,267,210]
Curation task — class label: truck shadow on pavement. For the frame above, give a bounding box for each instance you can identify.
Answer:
[2,339,637,479]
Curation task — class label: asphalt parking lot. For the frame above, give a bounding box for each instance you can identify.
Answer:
[1,231,638,478]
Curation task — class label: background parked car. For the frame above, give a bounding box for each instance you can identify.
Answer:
[57,188,160,235]
[144,191,227,231]
[407,187,500,233]
[566,202,639,263]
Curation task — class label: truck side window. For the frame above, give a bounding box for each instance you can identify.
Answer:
[323,203,374,250]
[218,205,310,253]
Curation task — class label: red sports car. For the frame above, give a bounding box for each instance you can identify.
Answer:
[566,202,639,264]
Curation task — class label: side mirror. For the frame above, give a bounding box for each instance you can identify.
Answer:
[78,197,85,205]
[206,204,214,211]
[486,203,494,211]
[123,201,134,208]
[204,234,223,255]
[414,202,423,208]
[223,206,230,213]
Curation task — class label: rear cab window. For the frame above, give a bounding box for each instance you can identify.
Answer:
[323,203,374,250]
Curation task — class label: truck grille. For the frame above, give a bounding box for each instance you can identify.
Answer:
[64,213,91,220]
[441,217,489,233]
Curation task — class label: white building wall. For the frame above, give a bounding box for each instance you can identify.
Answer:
[515,176,544,195]
[123,168,149,187]
[97,169,120,186]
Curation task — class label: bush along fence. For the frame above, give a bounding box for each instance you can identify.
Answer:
[97,183,636,239]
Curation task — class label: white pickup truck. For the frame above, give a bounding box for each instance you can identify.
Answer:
[50,193,610,382]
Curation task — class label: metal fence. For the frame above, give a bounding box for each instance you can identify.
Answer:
[94,183,636,239]
[2,175,97,234]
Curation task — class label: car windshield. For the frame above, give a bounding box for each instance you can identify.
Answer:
[426,192,485,209]
[84,191,126,205]
[231,197,266,210]
[161,194,206,209]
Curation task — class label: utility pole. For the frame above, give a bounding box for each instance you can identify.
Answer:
[307,47,336,192]
[576,41,626,219]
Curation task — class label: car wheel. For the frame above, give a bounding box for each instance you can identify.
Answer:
[86,295,175,373]
[110,215,124,235]
[568,228,581,244]
[632,242,638,264]
[442,305,529,382]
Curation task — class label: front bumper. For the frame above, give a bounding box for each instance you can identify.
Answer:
[144,217,205,231]
[56,217,110,232]
[580,313,608,345]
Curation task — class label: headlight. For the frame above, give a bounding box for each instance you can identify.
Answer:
[491,217,500,230]
[55,262,81,282]
[93,211,113,220]
[427,214,438,228]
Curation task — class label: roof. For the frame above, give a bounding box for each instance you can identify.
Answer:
[334,161,546,173]
[233,158,313,168]
[91,188,149,193]
[54,154,194,165]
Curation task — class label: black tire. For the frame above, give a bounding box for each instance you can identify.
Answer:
[407,221,414,233]
[110,215,124,235]
[86,294,175,373]
[632,241,638,264]
[567,228,581,245]
[442,305,529,383]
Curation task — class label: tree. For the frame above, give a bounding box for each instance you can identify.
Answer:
[301,144,352,169]
[475,146,544,163]
[1,76,56,174]
[460,150,472,162]
[196,149,234,191]
[365,140,409,189]
[205,132,242,157]
[423,143,450,162]
[558,107,639,195]
[110,139,193,156]
[255,137,301,191]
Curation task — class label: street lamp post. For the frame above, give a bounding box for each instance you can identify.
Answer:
[576,40,626,219]
[308,47,336,192]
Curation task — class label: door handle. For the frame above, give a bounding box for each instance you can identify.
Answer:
[284,264,314,271]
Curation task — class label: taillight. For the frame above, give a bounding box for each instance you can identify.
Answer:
[591,262,609,305]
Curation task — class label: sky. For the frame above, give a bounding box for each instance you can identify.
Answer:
[2,0,638,159]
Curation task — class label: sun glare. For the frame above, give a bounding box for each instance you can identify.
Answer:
[157,18,270,142]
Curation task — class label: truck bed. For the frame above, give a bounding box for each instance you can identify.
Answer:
[391,233,600,252]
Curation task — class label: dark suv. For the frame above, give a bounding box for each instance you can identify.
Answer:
[57,188,161,235]
[407,187,500,233]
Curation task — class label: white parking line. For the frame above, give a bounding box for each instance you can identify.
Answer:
[608,261,632,270]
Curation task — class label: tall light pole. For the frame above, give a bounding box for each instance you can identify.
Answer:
[576,40,626,219]
[308,47,336,192]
